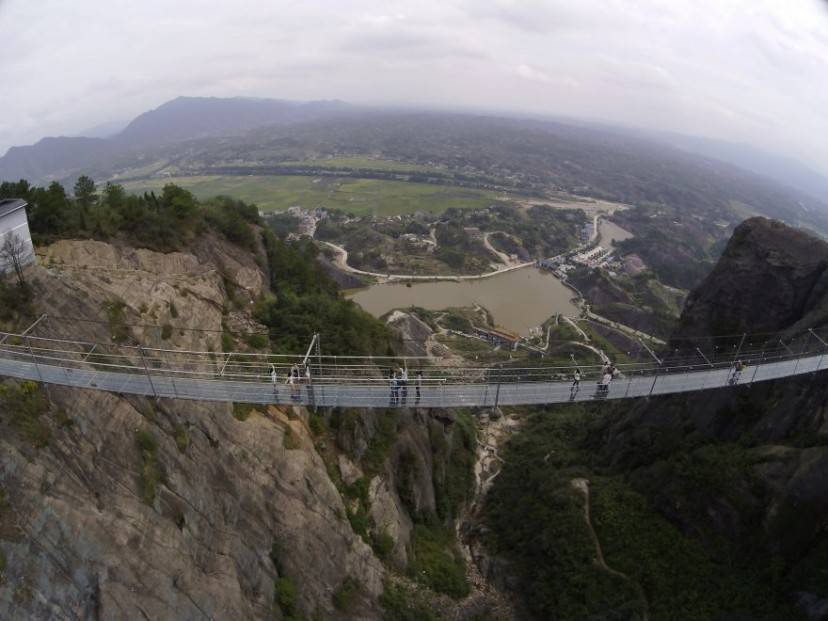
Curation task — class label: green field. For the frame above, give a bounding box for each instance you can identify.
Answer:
[280,157,441,173]
[121,175,509,216]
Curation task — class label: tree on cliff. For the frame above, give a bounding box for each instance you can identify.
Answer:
[73,175,98,231]
[0,231,29,285]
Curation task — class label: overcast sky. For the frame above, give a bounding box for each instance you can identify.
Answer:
[2,0,828,174]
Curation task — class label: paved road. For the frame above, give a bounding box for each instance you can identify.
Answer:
[0,349,824,409]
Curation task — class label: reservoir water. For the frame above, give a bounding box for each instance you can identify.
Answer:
[348,267,579,335]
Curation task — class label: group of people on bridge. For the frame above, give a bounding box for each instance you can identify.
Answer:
[270,363,313,402]
[569,362,621,400]
[389,367,423,406]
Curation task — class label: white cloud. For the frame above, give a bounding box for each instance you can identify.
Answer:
[0,0,827,176]
[516,64,552,83]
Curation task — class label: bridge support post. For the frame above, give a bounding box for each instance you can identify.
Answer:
[648,365,661,398]
[792,332,809,376]
[733,333,747,363]
[748,339,769,385]
[695,347,713,368]
[25,334,44,383]
[139,347,159,399]
[494,383,501,409]
[809,329,828,373]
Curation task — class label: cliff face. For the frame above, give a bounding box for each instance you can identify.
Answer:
[483,217,828,620]
[593,218,828,614]
[0,238,484,620]
[674,217,828,342]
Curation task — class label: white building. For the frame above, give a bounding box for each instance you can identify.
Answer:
[0,199,35,275]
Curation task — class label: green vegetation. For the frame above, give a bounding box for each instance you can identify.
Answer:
[332,576,362,612]
[392,414,475,599]
[0,281,34,325]
[431,411,476,522]
[161,323,173,340]
[273,576,298,619]
[255,236,397,356]
[282,156,440,173]
[484,405,808,620]
[121,175,505,216]
[232,403,255,421]
[104,300,130,343]
[244,333,268,349]
[0,381,50,447]
[371,530,395,561]
[361,410,400,475]
[408,523,469,599]
[307,412,325,437]
[379,581,440,621]
[173,424,189,452]
[135,430,164,505]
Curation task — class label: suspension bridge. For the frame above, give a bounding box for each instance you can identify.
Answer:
[1,316,827,409]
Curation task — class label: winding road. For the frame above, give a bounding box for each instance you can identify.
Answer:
[319,240,534,283]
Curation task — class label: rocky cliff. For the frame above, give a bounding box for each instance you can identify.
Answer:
[483,217,828,620]
[0,236,492,620]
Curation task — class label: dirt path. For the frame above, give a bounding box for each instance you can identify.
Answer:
[318,239,534,282]
[570,478,650,621]
[483,231,524,268]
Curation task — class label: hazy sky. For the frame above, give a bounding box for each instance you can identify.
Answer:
[2,0,828,174]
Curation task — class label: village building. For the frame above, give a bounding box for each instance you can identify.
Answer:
[0,199,35,275]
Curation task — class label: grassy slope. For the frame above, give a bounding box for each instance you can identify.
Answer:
[121,174,507,216]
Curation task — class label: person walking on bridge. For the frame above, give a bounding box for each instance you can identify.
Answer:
[415,370,423,404]
[389,370,399,406]
[287,365,300,401]
[270,364,279,400]
[729,359,745,385]
[400,366,409,404]
[570,367,581,400]
[304,365,315,406]
[595,369,612,399]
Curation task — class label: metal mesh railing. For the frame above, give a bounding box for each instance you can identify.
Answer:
[0,324,827,408]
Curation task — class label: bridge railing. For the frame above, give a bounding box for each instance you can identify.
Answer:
[2,328,828,402]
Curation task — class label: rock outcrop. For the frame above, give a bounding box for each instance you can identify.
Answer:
[588,217,828,615]
[0,234,497,620]
[674,216,828,343]
[2,237,390,620]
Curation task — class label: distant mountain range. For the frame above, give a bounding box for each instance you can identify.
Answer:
[657,132,828,206]
[1,94,826,213]
[0,96,357,183]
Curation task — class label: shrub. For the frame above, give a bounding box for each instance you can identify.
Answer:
[332,576,362,612]
[308,413,325,436]
[173,424,189,452]
[408,524,469,599]
[221,329,234,352]
[0,281,34,322]
[274,576,297,616]
[105,300,129,343]
[161,324,173,340]
[232,403,254,421]
[135,430,164,505]
[0,381,50,447]
[379,581,439,621]
[168,301,179,318]
[371,530,395,561]
[244,333,268,349]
